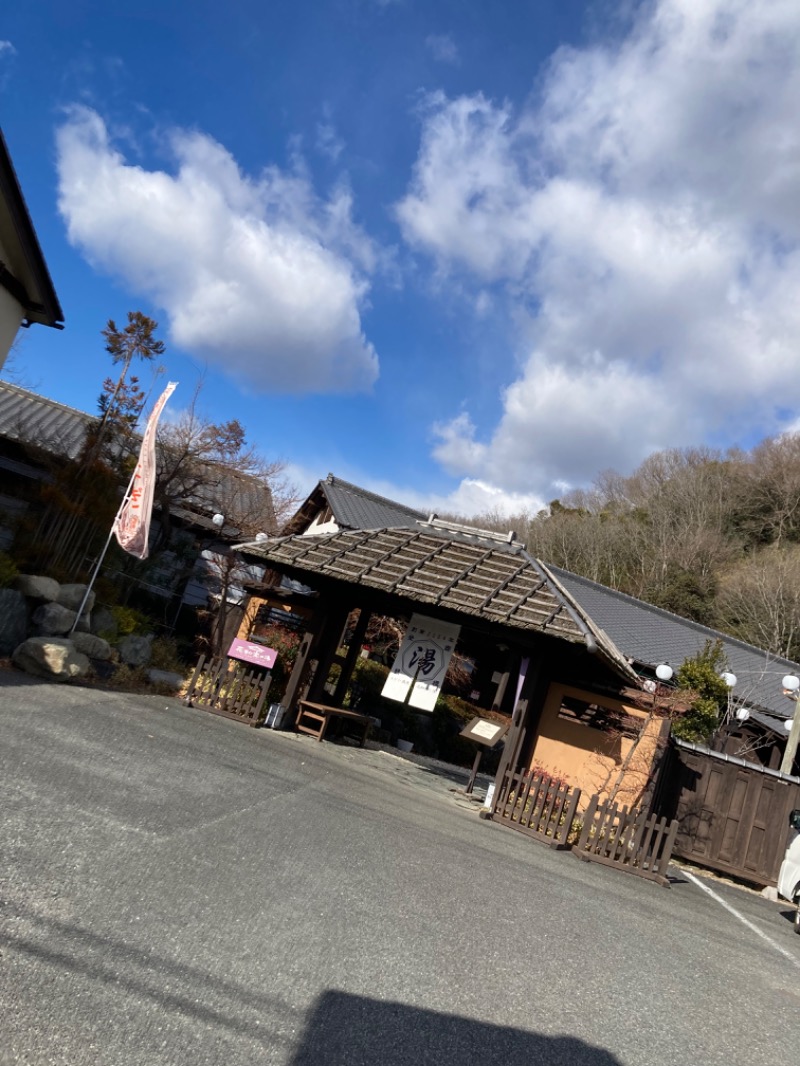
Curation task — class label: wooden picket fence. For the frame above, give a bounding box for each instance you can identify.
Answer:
[573,794,679,886]
[492,767,581,849]
[183,655,272,727]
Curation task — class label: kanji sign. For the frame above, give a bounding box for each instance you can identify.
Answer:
[381,613,460,712]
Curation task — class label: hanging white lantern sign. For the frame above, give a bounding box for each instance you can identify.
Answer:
[381,613,461,712]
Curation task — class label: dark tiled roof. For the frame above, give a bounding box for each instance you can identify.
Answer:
[320,474,425,530]
[283,474,426,535]
[237,520,636,679]
[0,380,91,459]
[549,565,797,720]
[0,382,274,534]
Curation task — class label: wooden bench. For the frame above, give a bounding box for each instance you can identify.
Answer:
[296,701,373,747]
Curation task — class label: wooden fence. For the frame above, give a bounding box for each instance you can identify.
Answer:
[492,767,581,849]
[572,795,679,887]
[660,740,800,887]
[183,655,272,727]
[489,765,679,885]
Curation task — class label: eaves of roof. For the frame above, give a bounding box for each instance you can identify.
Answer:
[0,129,64,329]
[0,381,92,460]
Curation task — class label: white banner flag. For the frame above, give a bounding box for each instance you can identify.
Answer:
[381,613,460,712]
[113,381,177,560]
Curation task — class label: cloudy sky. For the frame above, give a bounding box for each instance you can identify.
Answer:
[3,1,800,516]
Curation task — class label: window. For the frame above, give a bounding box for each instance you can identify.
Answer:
[556,693,639,738]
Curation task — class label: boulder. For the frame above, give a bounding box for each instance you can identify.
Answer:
[71,632,113,661]
[32,602,77,636]
[57,583,96,614]
[118,634,153,667]
[12,637,90,681]
[91,606,118,640]
[0,588,28,655]
[147,669,184,691]
[14,574,60,602]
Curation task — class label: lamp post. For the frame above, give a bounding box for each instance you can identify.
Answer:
[780,674,800,776]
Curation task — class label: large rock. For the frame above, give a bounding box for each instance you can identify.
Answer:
[14,574,60,602]
[0,588,28,655]
[71,632,113,661]
[32,602,77,636]
[91,606,118,641]
[13,637,90,681]
[57,583,96,614]
[117,634,153,667]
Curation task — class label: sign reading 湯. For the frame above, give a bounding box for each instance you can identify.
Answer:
[381,613,460,712]
[227,638,277,670]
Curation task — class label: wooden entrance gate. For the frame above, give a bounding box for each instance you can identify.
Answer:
[184,655,272,727]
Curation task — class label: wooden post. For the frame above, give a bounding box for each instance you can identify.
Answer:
[465,749,482,794]
[305,600,353,705]
[281,626,322,720]
[332,606,372,706]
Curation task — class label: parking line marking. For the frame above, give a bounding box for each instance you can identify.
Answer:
[682,868,800,970]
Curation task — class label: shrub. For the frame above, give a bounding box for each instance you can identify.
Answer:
[110,605,151,637]
[671,640,730,743]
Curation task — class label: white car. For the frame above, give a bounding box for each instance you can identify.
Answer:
[778,809,800,934]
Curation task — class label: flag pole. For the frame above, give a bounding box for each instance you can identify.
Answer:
[67,465,138,636]
[67,381,178,637]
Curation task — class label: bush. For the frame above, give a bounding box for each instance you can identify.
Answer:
[110,605,151,637]
[672,639,730,743]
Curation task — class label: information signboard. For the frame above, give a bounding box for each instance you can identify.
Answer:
[459,716,509,748]
[227,638,277,670]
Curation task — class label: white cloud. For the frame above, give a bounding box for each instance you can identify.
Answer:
[56,108,379,394]
[397,0,800,496]
[316,122,344,162]
[0,40,15,55]
[425,34,460,65]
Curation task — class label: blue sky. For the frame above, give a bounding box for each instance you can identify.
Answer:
[3,1,800,517]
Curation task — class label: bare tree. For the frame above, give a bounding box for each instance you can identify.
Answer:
[716,545,800,660]
[154,384,298,547]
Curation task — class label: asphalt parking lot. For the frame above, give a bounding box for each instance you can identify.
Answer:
[1,670,798,1065]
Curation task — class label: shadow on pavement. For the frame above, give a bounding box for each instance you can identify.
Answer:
[4,908,622,1063]
[291,990,622,1066]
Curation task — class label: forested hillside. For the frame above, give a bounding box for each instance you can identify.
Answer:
[458,436,800,663]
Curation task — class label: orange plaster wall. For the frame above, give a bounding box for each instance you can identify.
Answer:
[530,683,661,808]
[236,597,265,641]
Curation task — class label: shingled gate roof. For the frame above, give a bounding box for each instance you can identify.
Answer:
[237,519,636,680]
